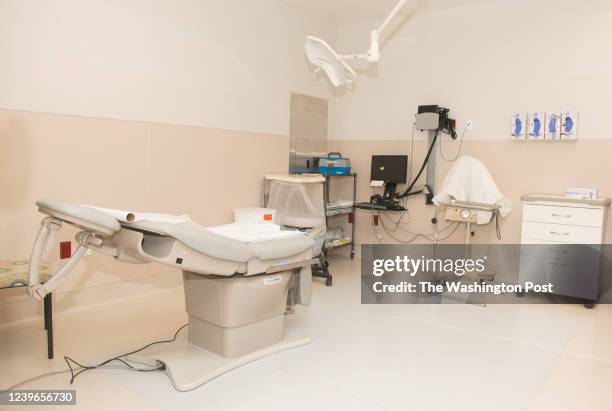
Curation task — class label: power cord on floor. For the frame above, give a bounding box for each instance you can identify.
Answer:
[64,323,189,384]
[3,323,189,390]
[3,370,71,392]
[64,355,162,385]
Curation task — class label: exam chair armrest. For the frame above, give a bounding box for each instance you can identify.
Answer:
[28,218,101,300]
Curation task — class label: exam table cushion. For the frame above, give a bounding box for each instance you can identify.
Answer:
[36,201,314,264]
[134,220,314,263]
[36,200,121,234]
[206,222,311,243]
[0,259,51,288]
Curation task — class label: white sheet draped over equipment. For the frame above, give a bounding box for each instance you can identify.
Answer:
[433,155,512,224]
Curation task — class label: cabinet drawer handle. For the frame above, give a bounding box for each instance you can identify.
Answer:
[550,231,570,236]
[548,261,567,267]
[551,213,571,218]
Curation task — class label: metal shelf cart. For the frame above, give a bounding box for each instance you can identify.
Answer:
[323,173,357,259]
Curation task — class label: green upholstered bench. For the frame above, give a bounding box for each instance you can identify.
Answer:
[0,259,54,359]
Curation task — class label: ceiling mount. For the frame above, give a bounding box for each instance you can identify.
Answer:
[304,0,407,87]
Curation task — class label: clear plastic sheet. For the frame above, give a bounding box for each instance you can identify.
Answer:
[267,180,326,256]
[268,181,325,229]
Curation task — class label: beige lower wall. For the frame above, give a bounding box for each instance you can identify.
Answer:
[4,110,611,325]
[328,139,612,247]
[0,109,289,325]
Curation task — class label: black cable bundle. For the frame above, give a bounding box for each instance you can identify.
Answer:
[396,127,441,199]
[64,323,188,384]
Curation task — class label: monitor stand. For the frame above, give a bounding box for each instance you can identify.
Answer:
[383,183,397,201]
[360,182,406,211]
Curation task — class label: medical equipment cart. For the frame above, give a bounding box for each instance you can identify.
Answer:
[324,173,357,260]
[262,174,332,285]
[311,173,357,286]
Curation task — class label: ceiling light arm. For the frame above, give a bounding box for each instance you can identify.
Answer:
[376,0,407,38]
[338,0,406,63]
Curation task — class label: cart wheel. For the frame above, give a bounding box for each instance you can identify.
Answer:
[323,260,329,268]
[350,251,355,259]
[325,278,332,286]
[584,302,595,309]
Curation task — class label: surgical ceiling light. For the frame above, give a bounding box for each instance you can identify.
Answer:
[305,0,407,87]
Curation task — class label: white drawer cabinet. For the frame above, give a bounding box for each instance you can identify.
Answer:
[522,203,604,227]
[519,195,610,302]
[522,221,602,244]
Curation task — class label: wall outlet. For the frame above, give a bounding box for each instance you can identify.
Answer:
[465,119,473,130]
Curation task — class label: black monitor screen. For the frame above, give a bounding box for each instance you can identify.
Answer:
[371,155,408,184]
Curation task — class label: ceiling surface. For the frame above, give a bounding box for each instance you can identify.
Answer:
[281,0,493,26]
[283,0,612,26]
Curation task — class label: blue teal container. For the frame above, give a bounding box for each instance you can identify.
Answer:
[317,152,351,175]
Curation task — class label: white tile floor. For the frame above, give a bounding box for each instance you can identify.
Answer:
[2,254,612,410]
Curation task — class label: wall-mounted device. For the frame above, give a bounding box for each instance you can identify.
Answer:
[511,113,527,140]
[445,206,478,224]
[528,112,544,140]
[545,112,561,140]
[415,105,457,138]
[359,106,457,211]
[407,105,457,204]
[512,110,578,142]
[561,110,578,140]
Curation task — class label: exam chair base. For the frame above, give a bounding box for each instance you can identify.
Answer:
[128,334,311,392]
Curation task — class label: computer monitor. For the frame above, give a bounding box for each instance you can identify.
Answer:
[371,155,408,200]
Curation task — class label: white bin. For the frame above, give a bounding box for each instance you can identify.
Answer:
[234,207,277,224]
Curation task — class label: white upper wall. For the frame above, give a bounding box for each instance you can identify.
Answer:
[0,0,335,136]
[332,0,612,140]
